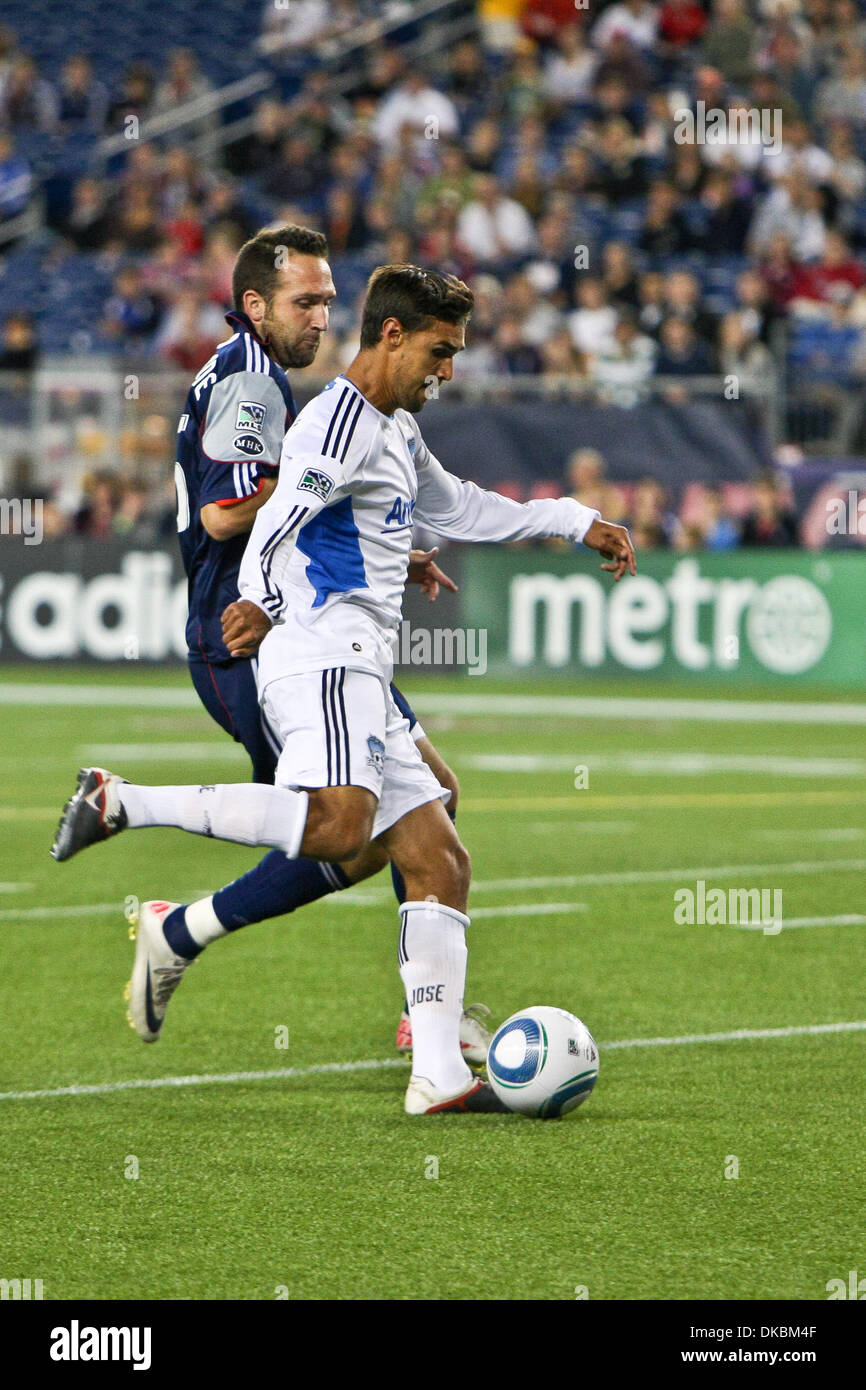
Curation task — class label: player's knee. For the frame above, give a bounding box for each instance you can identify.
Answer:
[304,790,375,862]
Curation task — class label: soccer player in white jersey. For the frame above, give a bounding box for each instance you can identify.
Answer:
[53,265,635,1115]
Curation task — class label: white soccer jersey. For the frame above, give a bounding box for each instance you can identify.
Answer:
[238,373,599,693]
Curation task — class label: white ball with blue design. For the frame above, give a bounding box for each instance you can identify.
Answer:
[486,1006,599,1118]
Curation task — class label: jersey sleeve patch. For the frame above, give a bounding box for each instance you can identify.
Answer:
[235,401,267,433]
[297,467,335,502]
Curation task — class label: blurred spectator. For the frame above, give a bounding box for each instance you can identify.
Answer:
[658,0,708,49]
[628,477,675,548]
[57,53,108,130]
[223,98,285,177]
[740,475,800,545]
[457,174,536,263]
[1,52,57,129]
[0,131,32,224]
[639,180,692,257]
[567,276,618,356]
[152,50,217,155]
[0,311,38,370]
[815,48,866,127]
[156,288,226,370]
[592,0,659,52]
[656,317,714,376]
[693,486,741,549]
[373,67,459,151]
[695,171,752,254]
[62,176,116,251]
[663,270,718,347]
[589,310,657,406]
[566,447,628,518]
[700,0,756,85]
[494,314,544,374]
[542,24,598,104]
[101,266,163,340]
[749,172,827,261]
[73,471,122,538]
[717,311,775,386]
[105,61,155,132]
[788,230,866,313]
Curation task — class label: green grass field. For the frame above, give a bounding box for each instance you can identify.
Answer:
[2,665,865,1301]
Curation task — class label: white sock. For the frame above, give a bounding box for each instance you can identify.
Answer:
[118,783,309,858]
[185,896,228,950]
[398,900,473,1094]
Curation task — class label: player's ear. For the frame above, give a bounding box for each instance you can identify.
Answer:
[242,289,266,324]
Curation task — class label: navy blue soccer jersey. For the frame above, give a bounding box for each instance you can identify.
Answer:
[175,310,296,663]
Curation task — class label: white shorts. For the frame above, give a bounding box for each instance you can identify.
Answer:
[261,668,447,839]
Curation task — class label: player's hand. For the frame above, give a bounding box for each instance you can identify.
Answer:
[583,519,636,582]
[407,547,458,603]
[221,600,273,657]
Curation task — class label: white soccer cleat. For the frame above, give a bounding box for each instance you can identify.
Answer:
[125,900,193,1043]
[404,1073,510,1115]
[395,1002,494,1070]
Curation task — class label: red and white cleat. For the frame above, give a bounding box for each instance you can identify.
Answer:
[395,1003,494,1070]
[404,1074,510,1115]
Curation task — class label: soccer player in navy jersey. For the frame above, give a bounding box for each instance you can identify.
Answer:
[161,225,490,1063]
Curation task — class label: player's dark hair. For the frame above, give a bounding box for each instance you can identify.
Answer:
[359,265,474,348]
[232,225,329,312]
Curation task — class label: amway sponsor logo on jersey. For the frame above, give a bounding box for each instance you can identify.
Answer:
[383,497,415,529]
[50,1321,152,1371]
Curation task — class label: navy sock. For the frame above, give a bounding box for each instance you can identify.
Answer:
[213,852,350,931]
[163,907,203,959]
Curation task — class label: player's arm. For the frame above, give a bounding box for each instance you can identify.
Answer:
[413,443,635,580]
[201,475,278,540]
[198,371,289,542]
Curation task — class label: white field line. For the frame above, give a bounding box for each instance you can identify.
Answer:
[470,902,587,919]
[6,857,866,921]
[4,683,866,725]
[80,743,245,762]
[757,828,865,842]
[2,1020,864,1103]
[463,752,866,779]
[733,914,866,931]
[0,883,32,893]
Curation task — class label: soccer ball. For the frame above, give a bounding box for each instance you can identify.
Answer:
[486,1006,599,1118]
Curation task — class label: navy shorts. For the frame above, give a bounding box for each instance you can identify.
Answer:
[189,656,419,784]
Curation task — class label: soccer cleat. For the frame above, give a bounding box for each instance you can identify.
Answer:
[395,1010,412,1054]
[51,767,128,862]
[405,1074,510,1115]
[394,1002,494,1070]
[126,900,193,1042]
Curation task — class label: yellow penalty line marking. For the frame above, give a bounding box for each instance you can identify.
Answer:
[460,790,866,812]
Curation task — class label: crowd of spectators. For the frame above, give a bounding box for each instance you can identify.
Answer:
[2,1,866,538]
[1,2,865,383]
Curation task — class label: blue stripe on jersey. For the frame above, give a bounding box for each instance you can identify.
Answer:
[295,496,368,609]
